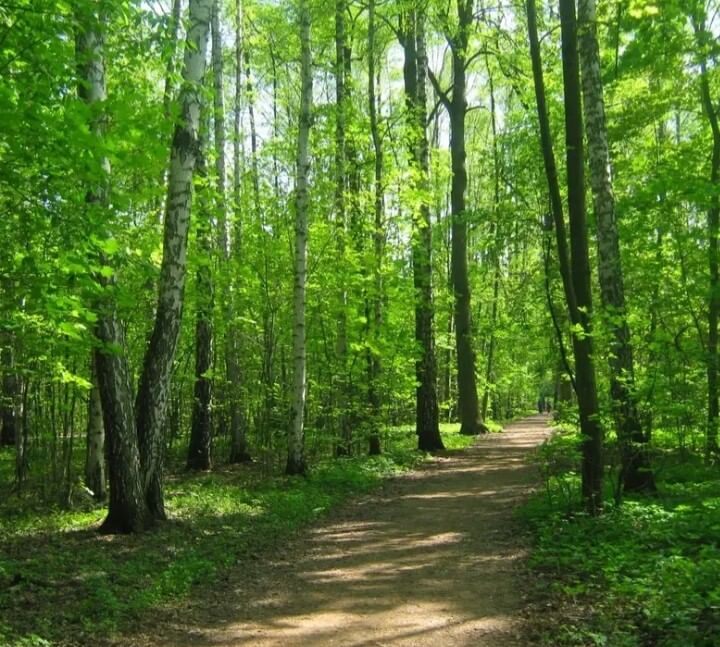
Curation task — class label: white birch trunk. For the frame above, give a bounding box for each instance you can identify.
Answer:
[578,0,654,492]
[287,0,312,475]
[135,0,212,519]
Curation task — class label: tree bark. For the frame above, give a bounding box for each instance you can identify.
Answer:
[527,0,603,511]
[334,0,351,456]
[85,365,106,500]
[559,0,603,512]
[692,13,720,457]
[447,0,487,435]
[578,0,654,492]
[1,335,17,447]
[367,0,383,456]
[287,0,312,475]
[76,6,149,533]
[400,8,444,452]
[187,141,214,471]
[135,0,212,520]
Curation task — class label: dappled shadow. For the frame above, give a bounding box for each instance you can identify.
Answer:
[115,415,551,647]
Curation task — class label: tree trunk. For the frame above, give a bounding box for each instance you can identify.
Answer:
[287,0,312,475]
[1,335,17,447]
[85,365,106,500]
[527,0,603,511]
[76,7,149,533]
[447,0,487,436]
[559,0,603,512]
[162,0,184,117]
[692,13,720,457]
[135,0,212,520]
[400,8,443,452]
[187,143,214,471]
[367,0,383,456]
[333,0,351,456]
[578,0,654,492]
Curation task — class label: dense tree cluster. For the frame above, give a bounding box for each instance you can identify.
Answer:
[1,0,719,529]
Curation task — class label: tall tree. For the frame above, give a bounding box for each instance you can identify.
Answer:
[77,4,148,533]
[400,6,444,452]
[133,0,213,521]
[577,0,654,492]
[334,0,351,456]
[691,6,720,457]
[527,0,603,511]
[559,0,603,511]
[367,0,383,456]
[429,0,488,436]
[287,0,313,475]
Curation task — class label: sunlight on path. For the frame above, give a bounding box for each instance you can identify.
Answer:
[146,415,551,647]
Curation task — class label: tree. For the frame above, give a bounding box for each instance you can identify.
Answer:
[577,0,654,492]
[429,0,489,436]
[399,5,444,452]
[287,0,313,476]
[527,0,603,511]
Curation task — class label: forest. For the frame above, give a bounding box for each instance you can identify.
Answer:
[1,0,719,645]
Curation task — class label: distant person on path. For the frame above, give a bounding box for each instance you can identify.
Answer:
[537,397,544,414]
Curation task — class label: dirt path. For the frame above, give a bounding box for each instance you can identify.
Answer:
[137,415,550,647]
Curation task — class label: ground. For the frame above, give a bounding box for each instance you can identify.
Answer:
[115,415,550,647]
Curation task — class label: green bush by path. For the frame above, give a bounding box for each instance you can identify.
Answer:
[521,428,720,647]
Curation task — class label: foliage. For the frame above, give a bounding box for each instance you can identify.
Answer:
[522,427,720,647]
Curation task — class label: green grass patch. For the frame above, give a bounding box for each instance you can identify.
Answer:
[0,423,471,646]
[521,428,720,647]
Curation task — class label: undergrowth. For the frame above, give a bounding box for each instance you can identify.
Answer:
[0,422,476,646]
[521,424,720,647]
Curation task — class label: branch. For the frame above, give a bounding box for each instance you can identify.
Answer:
[427,68,451,110]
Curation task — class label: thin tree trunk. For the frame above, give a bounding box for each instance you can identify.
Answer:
[187,142,214,471]
[559,0,603,512]
[367,0,383,456]
[400,8,443,452]
[578,0,654,492]
[287,0,312,475]
[333,0,351,456]
[527,0,603,511]
[1,334,17,447]
[135,0,213,520]
[85,365,106,500]
[692,14,720,457]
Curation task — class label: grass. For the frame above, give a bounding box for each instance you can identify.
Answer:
[520,425,720,647]
[0,422,477,647]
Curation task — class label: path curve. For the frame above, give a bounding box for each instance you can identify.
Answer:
[135,415,550,647]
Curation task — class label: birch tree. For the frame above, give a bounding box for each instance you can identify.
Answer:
[287,0,312,475]
[578,0,654,492]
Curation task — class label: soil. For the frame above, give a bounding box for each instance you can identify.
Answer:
[123,414,550,647]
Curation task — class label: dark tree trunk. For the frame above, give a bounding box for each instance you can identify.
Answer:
[400,8,443,452]
[692,13,720,457]
[447,0,487,435]
[559,0,603,512]
[1,337,17,447]
[187,146,213,472]
[527,0,603,512]
[367,0,383,456]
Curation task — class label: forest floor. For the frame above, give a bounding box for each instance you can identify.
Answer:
[118,414,551,647]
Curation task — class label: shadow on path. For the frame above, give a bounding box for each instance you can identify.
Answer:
[129,415,551,647]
